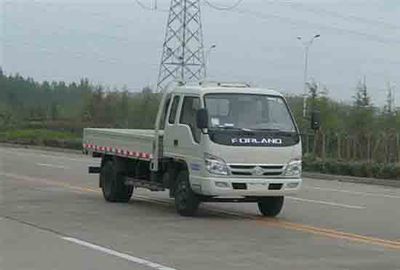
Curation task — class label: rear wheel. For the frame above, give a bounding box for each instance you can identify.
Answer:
[257,196,284,217]
[174,170,200,216]
[100,160,133,203]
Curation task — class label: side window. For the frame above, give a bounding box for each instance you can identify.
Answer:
[180,96,201,143]
[168,96,180,124]
[160,97,171,130]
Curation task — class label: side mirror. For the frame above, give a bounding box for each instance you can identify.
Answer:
[311,111,321,130]
[196,108,209,130]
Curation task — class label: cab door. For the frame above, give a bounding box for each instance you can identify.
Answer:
[163,94,182,156]
[163,94,203,181]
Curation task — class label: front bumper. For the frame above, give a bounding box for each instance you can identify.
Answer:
[190,175,302,197]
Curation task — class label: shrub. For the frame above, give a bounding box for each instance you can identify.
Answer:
[0,129,81,150]
[303,159,400,180]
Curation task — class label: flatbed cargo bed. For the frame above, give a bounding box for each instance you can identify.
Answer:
[83,128,163,160]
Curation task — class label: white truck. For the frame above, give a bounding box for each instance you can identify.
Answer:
[83,82,303,216]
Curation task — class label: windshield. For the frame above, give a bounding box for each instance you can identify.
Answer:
[204,94,297,132]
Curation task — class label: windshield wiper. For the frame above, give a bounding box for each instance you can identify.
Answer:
[213,126,255,134]
[251,128,280,131]
[249,128,298,136]
[215,126,241,130]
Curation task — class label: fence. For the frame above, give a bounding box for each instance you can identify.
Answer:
[302,130,400,164]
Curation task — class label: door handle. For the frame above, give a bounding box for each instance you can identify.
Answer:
[174,139,179,146]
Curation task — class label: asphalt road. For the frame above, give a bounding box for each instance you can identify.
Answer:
[1,145,399,270]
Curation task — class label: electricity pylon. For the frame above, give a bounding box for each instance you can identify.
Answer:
[156,0,206,92]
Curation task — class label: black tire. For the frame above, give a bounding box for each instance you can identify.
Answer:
[174,170,200,216]
[257,196,284,217]
[100,160,133,203]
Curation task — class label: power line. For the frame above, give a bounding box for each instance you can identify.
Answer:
[7,5,400,46]
[203,0,243,11]
[233,8,400,45]
[135,0,155,11]
[203,1,399,43]
[268,1,400,31]
[134,0,168,12]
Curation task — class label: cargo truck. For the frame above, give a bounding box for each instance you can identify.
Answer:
[83,82,303,216]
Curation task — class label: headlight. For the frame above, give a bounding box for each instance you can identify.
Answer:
[284,160,302,177]
[204,153,229,175]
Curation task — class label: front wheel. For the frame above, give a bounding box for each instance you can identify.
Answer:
[174,170,200,216]
[257,196,284,217]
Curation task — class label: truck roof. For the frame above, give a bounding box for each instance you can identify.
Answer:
[172,82,284,97]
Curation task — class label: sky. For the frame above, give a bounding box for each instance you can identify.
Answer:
[1,0,399,106]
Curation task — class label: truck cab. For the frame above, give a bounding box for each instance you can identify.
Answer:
[153,82,302,215]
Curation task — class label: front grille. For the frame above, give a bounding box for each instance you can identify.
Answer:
[231,171,252,176]
[263,172,283,176]
[261,165,283,170]
[229,164,284,177]
[229,165,255,170]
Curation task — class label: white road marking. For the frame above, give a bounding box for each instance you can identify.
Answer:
[135,195,253,218]
[37,163,67,169]
[38,154,86,162]
[134,194,365,216]
[307,186,400,200]
[286,196,365,210]
[62,237,177,270]
[0,149,90,162]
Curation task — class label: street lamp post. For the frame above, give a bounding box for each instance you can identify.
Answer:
[297,34,320,118]
[204,44,216,79]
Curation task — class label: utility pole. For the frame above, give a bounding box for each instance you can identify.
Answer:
[157,0,206,92]
[205,44,216,78]
[297,34,320,117]
[386,82,395,114]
